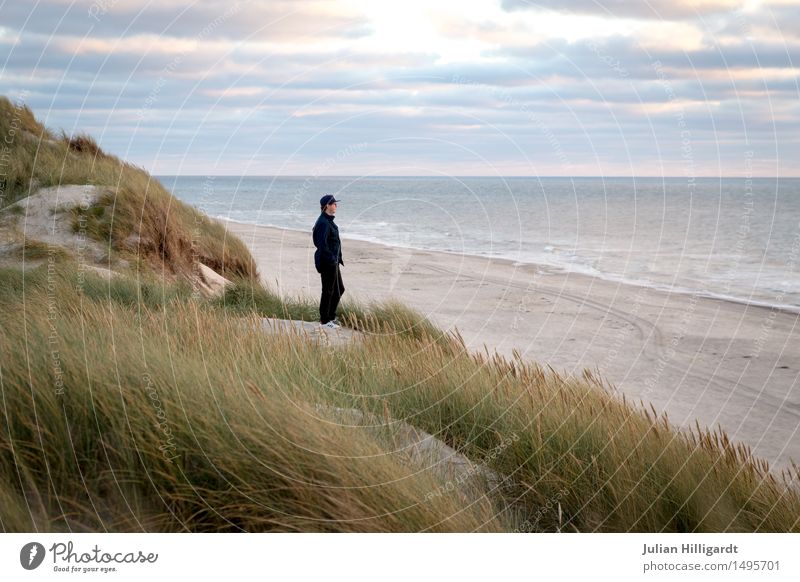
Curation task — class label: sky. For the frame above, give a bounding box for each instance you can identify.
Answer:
[1,0,798,176]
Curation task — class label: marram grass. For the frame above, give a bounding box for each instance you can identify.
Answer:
[0,262,798,532]
[0,95,257,282]
[0,263,500,532]
[1,95,798,532]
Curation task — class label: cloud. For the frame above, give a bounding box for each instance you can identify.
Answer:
[1,0,797,176]
[500,0,747,20]
[2,0,369,43]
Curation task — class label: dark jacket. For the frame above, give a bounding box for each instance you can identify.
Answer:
[312,212,344,273]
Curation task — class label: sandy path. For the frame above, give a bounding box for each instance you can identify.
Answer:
[226,220,800,473]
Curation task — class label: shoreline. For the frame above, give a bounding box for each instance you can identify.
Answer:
[225,219,800,472]
[215,217,800,317]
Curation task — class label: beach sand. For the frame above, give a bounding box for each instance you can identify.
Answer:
[226,220,800,473]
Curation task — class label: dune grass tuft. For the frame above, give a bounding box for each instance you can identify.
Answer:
[0,95,258,283]
[1,261,798,532]
[0,263,501,532]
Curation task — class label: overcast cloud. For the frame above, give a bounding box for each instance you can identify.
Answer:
[1,0,797,176]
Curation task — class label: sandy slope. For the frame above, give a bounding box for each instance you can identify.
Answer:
[0,184,108,267]
[1,184,231,298]
[226,219,800,473]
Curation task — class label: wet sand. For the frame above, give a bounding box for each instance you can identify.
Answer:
[226,220,800,473]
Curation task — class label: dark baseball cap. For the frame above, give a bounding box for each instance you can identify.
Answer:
[320,194,340,207]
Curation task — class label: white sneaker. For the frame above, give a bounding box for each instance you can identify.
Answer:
[321,321,341,329]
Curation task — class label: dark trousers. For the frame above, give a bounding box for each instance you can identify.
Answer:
[319,264,345,323]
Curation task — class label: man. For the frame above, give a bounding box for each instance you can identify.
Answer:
[312,194,345,328]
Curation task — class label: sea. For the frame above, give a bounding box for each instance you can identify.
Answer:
[158,176,800,313]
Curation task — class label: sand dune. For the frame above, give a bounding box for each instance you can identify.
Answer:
[226,219,800,473]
